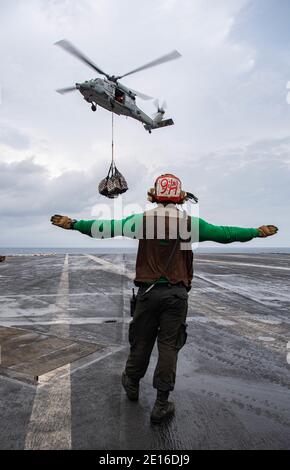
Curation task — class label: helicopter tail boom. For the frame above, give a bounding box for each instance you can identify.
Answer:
[144,118,174,132]
[155,118,174,128]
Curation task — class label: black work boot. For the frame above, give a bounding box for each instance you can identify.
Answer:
[150,390,175,424]
[122,372,139,401]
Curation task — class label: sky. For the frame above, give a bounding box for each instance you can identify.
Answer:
[0,0,289,248]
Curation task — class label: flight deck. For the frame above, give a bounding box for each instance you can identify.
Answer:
[0,253,289,450]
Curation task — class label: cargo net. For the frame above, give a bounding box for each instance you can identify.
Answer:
[98,161,128,198]
[98,112,128,199]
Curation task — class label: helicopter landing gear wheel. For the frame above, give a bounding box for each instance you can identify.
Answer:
[91,103,97,112]
[149,129,152,134]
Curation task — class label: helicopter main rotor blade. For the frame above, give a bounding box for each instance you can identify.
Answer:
[55,39,109,78]
[117,50,181,79]
[56,86,77,94]
[130,88,153,100]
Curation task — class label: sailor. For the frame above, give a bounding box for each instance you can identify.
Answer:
[51,173,278,424]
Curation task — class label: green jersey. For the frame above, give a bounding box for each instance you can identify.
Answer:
[72,213,259,243]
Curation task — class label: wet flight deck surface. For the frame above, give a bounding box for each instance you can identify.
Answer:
[0,253,289,449]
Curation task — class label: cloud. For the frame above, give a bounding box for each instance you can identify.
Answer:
[0,132,289,246]
[0,0,264,172]
[0,0,289,246]
[0,124,30,150]
[0,158,95,217]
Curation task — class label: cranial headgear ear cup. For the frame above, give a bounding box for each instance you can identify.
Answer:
[178,190,187,204]
[147,187,156,202]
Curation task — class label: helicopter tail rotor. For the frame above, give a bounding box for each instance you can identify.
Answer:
[153,99,167,122]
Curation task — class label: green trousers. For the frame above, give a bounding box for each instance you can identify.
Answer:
[125,284,188,392]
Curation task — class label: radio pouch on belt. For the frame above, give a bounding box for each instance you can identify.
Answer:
[130,288,137,317]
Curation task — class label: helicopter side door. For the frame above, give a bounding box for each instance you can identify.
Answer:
[115,87,125,105]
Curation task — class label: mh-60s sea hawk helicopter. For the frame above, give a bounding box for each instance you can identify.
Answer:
[55,40,181,133]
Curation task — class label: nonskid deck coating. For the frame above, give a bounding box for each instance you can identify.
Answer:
[0,253,289,450]
[0,325,104,383]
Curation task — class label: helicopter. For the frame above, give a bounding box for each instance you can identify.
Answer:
[55,40,181,133]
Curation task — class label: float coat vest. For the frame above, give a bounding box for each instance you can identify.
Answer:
[134,206,193,288]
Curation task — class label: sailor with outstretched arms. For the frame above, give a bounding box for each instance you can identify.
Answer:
[51,173,278,424]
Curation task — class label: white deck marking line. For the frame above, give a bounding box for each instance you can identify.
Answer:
[25,254,72,450]
[84,255,133,448]
[195,272,290,305]
[196,258,290,271]
[257,336,276,342]
[0,373,37,390]
[0,292,123,298]
[38,345,125,386]
[2,316,289,328]
[0,318,129,326]
[0,316,236,326]
[85,254,135,280]
[85,251,132,444]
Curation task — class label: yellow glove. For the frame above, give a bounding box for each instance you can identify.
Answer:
[50,214,75,230]
[257,225,278,237]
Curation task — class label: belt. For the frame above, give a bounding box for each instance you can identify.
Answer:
[136,281,185,288]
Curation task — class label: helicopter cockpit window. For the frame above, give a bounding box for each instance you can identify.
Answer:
[115,88,125,104]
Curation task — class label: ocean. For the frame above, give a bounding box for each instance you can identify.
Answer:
[1,247,290,255]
